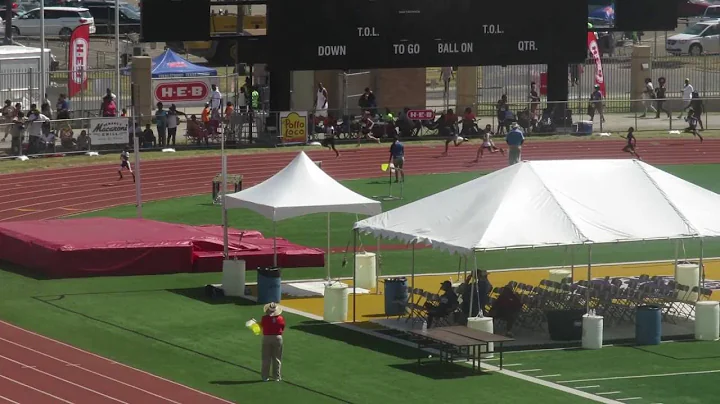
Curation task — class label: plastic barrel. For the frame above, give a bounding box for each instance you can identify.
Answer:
[384,277,408,316]
[636,305,662,345]
[257,267,282,304]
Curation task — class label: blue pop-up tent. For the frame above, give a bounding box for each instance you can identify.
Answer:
[121,49,218,78]
[589,6,615,25]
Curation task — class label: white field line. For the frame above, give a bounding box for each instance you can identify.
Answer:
[500,363,523,367]
[536,374,562,378]
[597,392,622,395]
[518,369,543,373]
[559,369,720,383]
[576,386,601,389]
[617,398,642,401]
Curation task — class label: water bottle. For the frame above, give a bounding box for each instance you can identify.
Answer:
[421,320,427,332]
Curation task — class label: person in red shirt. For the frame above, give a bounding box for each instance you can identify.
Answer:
[260,302,285,381]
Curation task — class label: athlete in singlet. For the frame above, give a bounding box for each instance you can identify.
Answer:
[315,82,329,118]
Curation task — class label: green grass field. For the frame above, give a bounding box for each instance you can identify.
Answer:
[3,165,720,403]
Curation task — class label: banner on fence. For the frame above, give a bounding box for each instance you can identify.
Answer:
[152,77,216,107]
[89,117,129,145]
[68,24,90,98]
[279,111,308,144]
[587,31,606,96]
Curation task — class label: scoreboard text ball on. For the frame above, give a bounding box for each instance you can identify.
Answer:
[267,0,587,70]
[141,0,211,42]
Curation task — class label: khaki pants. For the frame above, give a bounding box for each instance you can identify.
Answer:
[508,146,522,165]
[261,335,283,380]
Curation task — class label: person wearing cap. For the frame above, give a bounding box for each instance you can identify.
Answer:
[679,78,694,119]
[260,302,285,382]
[588,84,604,123]
[425,280,458,328]
[505,123,524,166]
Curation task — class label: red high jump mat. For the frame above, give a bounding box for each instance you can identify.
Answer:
[0,218,325,278]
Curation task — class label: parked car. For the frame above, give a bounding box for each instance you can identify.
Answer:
[678,0,712,18]
[697,4,720,20]
[81,1,140,34]
[666,19,720,55]
[8,6,96,37]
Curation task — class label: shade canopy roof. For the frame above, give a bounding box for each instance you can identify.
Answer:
[121,49,218,78]
[225,151,382,221]
[354,159,720,255]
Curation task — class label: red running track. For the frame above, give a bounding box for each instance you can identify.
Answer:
[0,138,719,222]
[0,320,234,404]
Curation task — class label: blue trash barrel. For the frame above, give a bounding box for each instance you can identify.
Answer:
[384,277,408,316]
[636,305,662,345]
[257,267,282,304]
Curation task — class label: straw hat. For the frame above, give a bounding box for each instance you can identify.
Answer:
[263,302,283,316]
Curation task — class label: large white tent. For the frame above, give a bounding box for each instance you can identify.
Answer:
[225,151,382,276]
[352,159,720,319]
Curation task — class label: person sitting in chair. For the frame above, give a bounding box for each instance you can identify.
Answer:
[460,270,492,322]
[489,284,522,337]
[425,280,458,328]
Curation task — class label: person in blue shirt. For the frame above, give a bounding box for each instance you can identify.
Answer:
[389,135,405,183]
[505,123,525,165]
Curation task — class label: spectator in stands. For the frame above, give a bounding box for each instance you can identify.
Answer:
[398,107,421,137]
[496,94,510,135]
[237,87,248,113]
[27,105,49,154]
[59,124,75,149]
[44,130,56,153]
[101,97,117,117]
[187,115,209,146]
[41,101,52,118]
[425,280,459,328]
[142,123,156,148]
[76,130,90,151]
[489,285,523,337]
[166,105,182,147]
[103,88,117,103]
[461,107,479,138]
[460,270,493,321]
[155,102,168,146]
[588,85,605,123]
[201,103,211,133]
[56,94,70,120]
[358,87,377,117]
[1,113,25,156]
[2,100,13,139]
[260,302,285,382]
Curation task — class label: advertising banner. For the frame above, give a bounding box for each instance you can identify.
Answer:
[279,111,308,144]
[89,117,129,145]
[152,77,217,107]
[587,32,606,96]
[68,24,90,98]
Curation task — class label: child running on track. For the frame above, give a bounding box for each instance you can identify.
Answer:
[322,115,340,157]
[685,108,704,142]
[357,111,381,146]
[389,135,405,183]
[620,127,641,160]
[118,147,135,182]
[474,124,505,162]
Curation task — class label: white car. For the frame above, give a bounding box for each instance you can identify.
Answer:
[666,20,720,56]
[9,7,96,37]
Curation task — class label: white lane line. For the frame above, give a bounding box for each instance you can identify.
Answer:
[0,394,21,404]
[576,386,601,390]
[597,392,622,396]
[536,374,562,378]
[0,374,74,404]
[500,363,523,367]
[518,369,543,373]
[0,354,127,403]
[0,320,235,404]
[0,336,182,404]
[617,398,642,402]
[559,369,720,383]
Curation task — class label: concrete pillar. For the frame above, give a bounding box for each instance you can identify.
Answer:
[291,71,314,111]
[130,56,152,125]
[372,68,425,112]
[631,46,652,113]
[456,66,477,111]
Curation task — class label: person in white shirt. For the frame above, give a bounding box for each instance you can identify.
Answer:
[679,78,694,119]
[640,78,656,118]
[441,67,454,107]
[314,82,328,118]
[210,84,223,116]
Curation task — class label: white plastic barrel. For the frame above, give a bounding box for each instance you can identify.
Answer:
[676,263,700,301]
[467,316,494,359]
[221,259,246,296]
[323,282,349,323]
[582,315,604,350]
[695,301,720,341]
[355,252,377,290]
[549,269,572,284]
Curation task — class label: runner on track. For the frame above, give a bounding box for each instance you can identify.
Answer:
[685,108,704,143]
[118,147,135,182]
[620,127,641,160]
[474,124,505,162]
[322,115,340,157]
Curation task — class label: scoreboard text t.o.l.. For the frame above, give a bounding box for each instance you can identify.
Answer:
[267,0,587,70]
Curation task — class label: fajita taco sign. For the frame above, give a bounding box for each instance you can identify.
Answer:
[279,111,308,144]
[89,117,129,145]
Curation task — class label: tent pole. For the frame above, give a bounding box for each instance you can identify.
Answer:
[469,253,477,318]
[586,245,593,314]
[674,239,679,274]
[376,237,381,295]
[326,213,330,280]
[352,229,357,323]
[699,238,705,299]
[272,219,277,268]
[570,246,575,283]
[464,256,468,281]
[411,242,416,322]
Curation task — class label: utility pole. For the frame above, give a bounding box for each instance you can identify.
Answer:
[4,0,12,44]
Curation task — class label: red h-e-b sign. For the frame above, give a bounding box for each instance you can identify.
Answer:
[407,110,435,121]
[155,82,209,102]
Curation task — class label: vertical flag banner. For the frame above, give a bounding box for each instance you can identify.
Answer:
[68,24,90,98]
[587,31,606,96]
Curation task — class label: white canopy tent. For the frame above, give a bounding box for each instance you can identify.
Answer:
[352,159,720,320]
[225,151,382,277]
